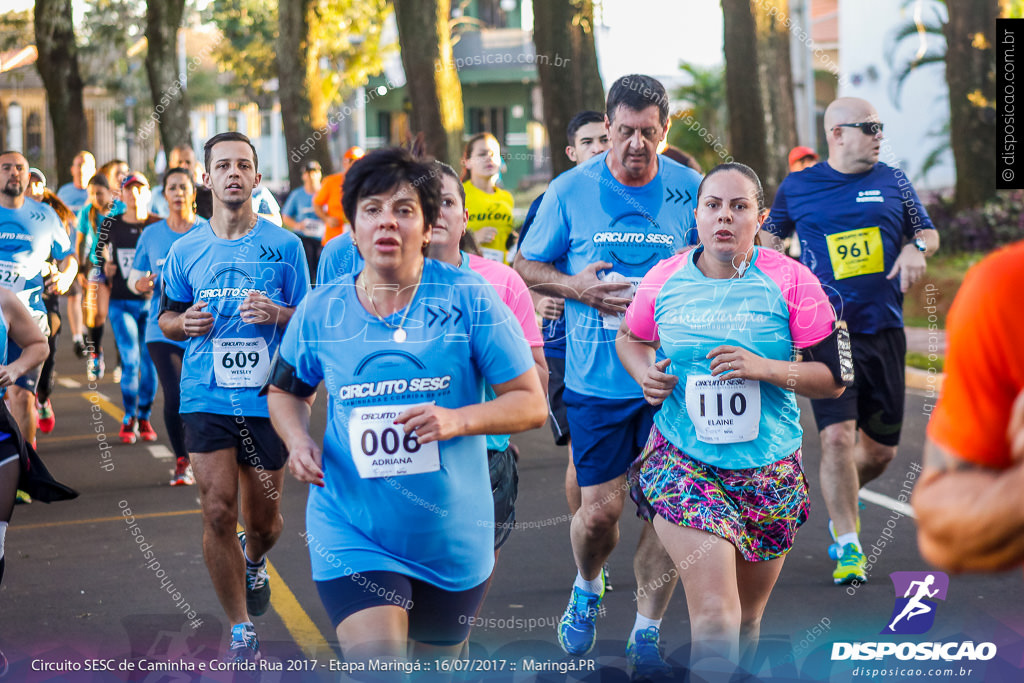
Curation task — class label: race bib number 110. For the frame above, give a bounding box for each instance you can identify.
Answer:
[685,375,760,444]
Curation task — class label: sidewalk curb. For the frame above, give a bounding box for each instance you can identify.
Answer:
[906,366,944,393]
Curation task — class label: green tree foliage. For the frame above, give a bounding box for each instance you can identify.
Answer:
[0,10,35,51]
[667,62,729,173]
[207,0,393,106]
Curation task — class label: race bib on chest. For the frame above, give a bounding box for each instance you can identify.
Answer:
[0,261,27,292]
[599,273,642,330]
[348,404,440,478]
[212,337,271,388]
[480,247,505,263]
[825,226,884,279]
[685,374,760,444]
[117,248,136,279]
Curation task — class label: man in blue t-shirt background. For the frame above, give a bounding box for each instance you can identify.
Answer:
[516,75,701,677]
[763,97,940,587]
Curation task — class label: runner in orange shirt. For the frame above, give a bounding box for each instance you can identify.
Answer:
[313,146,364,245]
[913,240,1024,572]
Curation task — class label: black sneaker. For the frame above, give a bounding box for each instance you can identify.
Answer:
[73,338,88,359]
[238,531,271,617]
[227,622,260,663]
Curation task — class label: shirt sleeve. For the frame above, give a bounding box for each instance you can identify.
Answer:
[500,268,542,348]
[277,296,324,387]
[899,176,937,238]
[763,180,795,239]
[132,230,151,272]
[927,250,1019,469]
[282,235,311,306]
[45,207,73,261]
[518,187,570,263]
[468,281,535,386]
[623,254,688,342]
[160,240,193,306]
[281,191,300,221]
[781,258,837,348]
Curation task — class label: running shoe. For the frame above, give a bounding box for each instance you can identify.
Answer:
[557,581,604,656]
[36,399,55,434]
[170,457,196,486]
[238,531,271,616]
[138,418,158,442]
[827,514,862,560]
[73,338,89,359]
[832,543,867,585]
[227,622,260,663]
[87,352,105,381]
[14,489,31,505]
[626,626,672,682]
[119,417,139,444]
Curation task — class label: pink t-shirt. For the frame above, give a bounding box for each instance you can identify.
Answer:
[467,253,543,348]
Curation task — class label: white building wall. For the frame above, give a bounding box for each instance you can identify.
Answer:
[838,0,953,191]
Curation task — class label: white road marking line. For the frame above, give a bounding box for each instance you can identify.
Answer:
[57,377,82,388]
[859,488,916,519]
[147,444,174,460]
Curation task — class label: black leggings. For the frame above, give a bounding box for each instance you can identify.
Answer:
[37,295,61,404]
[147,341,187,461]
[0,402,24,587]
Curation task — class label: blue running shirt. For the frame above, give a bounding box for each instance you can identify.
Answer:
[625,247,836,469]
[0,200,74,317]
[132,218,206,346]
[519,152,702,399]
[279,258,535,589]
[316,231,362,284]
[763,162,936,334]
[161,218,309,417]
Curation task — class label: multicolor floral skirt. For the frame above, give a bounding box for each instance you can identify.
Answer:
[629,426,809,561]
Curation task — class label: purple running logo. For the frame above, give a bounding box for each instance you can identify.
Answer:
[882,571,949,635]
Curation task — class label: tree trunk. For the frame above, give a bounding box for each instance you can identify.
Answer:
[33,0,87,188]
[277,0,334,190]
[144,0,192,156]
[533,0,605,177]
[392,0,464,165]
[944,0,998,209]
[723,0,797,202]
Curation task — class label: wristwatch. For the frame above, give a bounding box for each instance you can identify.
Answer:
[913,237,927,253]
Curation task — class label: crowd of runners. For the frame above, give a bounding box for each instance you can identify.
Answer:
[4,68,1020,682]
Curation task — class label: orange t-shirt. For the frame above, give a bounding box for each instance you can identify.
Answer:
[927,240,1024,469]
[313,172,347,245]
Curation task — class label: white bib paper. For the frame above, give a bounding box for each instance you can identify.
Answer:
[0,261,28,293]
[348,404,440,479]
[599,273,642,330]
[212,337,271,388]
[685,374,761,444]
[117,248,136,279]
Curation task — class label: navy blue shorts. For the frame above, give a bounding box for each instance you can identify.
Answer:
[564,388,656,487]
[545,355,570,446]
[316,571,488,646]
[181,412,287,470]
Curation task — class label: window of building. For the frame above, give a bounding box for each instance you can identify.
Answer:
[468,106,508,143]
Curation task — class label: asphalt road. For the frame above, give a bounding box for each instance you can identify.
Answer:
[1,320,1021,683]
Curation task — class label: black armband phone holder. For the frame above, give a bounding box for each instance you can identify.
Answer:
[801,321,855,387]
[160,291,191,315]
[259,351,318,398]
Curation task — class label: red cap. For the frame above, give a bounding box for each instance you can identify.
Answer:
[788,146,819,167]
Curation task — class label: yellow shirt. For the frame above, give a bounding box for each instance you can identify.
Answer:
[463,181,515,263]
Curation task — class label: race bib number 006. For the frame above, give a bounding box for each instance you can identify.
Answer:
[348,404,440,478]
[685,374,760,444]
[212,337,271,388]
[825,226,884,280]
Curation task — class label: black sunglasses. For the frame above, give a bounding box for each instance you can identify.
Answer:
[833,122,883,135]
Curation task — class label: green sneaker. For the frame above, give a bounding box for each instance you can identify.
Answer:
[832,543,867,585]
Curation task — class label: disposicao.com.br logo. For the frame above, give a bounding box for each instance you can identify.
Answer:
[831,571,997,663]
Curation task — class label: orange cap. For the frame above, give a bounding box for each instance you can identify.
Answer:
[344,146,365,161]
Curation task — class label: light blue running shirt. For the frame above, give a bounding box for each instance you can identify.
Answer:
[279,258,534,589]
[316,231,362,284]
[0,199,74,317]
[519,151,702,399]
[161,218,309,417]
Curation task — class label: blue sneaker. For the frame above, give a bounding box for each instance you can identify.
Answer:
[557,581,604,656]
[827,513,863,561]
[627,626,672,681]
[228,622,260,663]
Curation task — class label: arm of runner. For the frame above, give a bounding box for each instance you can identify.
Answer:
[615,325,677,406]
[706,344,844,399]
[52,255,79,294]
[267,385,324,487]
[515,258,632,315]
[394,367,546,444]
[0,288,48,386]
[886,228,940,293]
[127,268,157,295]
[531,346,549,397]
[913,396,1024,573]
[239,291,296,328]
[160,300,213,341]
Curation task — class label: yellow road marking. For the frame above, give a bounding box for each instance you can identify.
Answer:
[81,391,123,422]
[12,508,202,531]
[264,559,333,659]
[38,432,99,443]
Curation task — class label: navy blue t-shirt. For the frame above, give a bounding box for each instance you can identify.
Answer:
[764,161,936,334]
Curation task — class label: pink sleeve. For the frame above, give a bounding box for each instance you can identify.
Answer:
[756,249,836,348]
[624,253,689,342]
[468,255,543,347]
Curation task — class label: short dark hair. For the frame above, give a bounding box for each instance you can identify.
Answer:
[697,162,765,212]
[433,161,466,209]
[203,132,259,174]
[163,166,195,193]
[87,173,110,190]
[0,150,25,161]
[566,111,605,147]
[606,74,669,127]
[342,147,442,236]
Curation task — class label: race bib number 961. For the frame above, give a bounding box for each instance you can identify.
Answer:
[825,226,884,280]
[685,375,760,444]
[348,404,440,478]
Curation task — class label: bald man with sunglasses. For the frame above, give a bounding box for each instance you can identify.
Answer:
[762,97,940,587]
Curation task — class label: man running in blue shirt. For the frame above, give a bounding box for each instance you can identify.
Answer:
[159,132,309,662]
[763,97,940,586]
